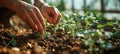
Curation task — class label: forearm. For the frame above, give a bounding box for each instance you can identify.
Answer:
[0,0,18,11]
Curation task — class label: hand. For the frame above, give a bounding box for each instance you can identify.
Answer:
[13,1,45,34]
[35,2,62,24]
[42,6,62,24]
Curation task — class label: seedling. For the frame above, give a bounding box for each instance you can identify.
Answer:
[5,33,17,47]
[59,11,119,54]
[33,31,51,38]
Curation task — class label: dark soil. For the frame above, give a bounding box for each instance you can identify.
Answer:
[0,24,120,54]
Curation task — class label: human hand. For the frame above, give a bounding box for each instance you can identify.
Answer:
[35,2,62,24]
[13,1,45,34]
[42,6,62,24]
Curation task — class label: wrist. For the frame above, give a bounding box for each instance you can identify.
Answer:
[34,0,45,4]
[34,0,50,11]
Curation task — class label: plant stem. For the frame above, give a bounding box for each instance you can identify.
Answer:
[89,41,94,54]
[5,37,15,47]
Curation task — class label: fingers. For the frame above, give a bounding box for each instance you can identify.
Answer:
[43,12,53,24]
[46,7,60,24]
[34,8,46,31]
[13,1,45,34]
[55,13,61,24]
[18,8,45,34]
[44,15,53,24]
[19,11,37,30]
[28,8,45,34]
[51,7,58,24]
[48,7,62,24]
[47,7,61,24]
[54,8,62,24]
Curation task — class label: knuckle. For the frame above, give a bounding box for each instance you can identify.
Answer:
[34,6,39,10]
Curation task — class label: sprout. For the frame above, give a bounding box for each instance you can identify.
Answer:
[44,32,51,37]
[4,33,17,47]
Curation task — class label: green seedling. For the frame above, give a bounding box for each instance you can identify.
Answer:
[44,32,51,37]
[34,31,51,38]
[5,33,17,47]
[44,11,120,53]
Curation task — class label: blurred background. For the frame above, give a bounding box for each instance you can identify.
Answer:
[45,0,120,19]
[1,0,120,29]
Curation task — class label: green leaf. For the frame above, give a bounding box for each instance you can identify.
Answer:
[11,39,17,46]
[44,32,51,37]
[97,24,104,28]
[107,22,114,26]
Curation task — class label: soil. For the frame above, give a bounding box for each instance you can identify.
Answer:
[0,16,120,54]
[0,24,120,54]
[0,24,87,54]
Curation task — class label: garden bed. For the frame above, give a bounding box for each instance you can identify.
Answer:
[0,12,120,54]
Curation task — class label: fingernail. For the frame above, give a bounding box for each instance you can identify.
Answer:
[35,25,38,30]
[41,30,45,35]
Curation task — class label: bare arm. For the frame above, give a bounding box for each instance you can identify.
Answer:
[0,0,45,34]
[0,0,18,11]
